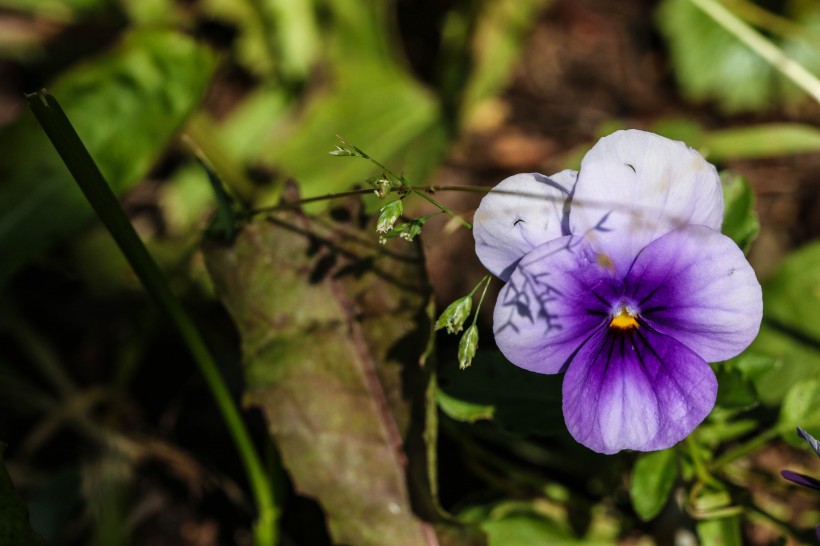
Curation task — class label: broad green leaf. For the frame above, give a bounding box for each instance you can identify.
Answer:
[779,380,820,444]
[263,61,448,206]
[200,0,319,82]
[746,325,820,405]
[257,0,449,207]
[437,351,564,435]
[705,124,820,160]
[743,240,820,404]
[0,447,45,546]
[762,240,820,341]
[629,449,678,521]
[0,29,216,286]
[713,360,759,410]
[696,515,743,546]
[657,0,773,112]
[461,502,615,546]
[204,206,483,546]
[720,172,759,253]
[691,489,743,546]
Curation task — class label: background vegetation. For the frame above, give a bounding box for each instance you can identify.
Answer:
[1,0,820,544]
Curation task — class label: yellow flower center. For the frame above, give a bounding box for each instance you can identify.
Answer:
[609,309,639,330]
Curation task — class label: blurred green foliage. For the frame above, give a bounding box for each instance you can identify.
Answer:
[3,0,820,544]
[658,0,820,112]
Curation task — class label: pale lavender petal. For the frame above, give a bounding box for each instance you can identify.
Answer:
[562,326,717,454]
[493,235,612,375]
[781,470,820,491]
[570,130,723,274]
[474,171,576,280]
[626,225,762,362]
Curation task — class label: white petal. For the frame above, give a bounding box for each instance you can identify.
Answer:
[474,170,576,280]
[569,130,723,275]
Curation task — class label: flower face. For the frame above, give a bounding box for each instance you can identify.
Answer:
[474,130,763,454]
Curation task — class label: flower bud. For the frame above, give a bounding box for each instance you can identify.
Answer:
[376,200,403,233]
[400,218,426,242]
[435,295,473,334]
[373,177,392,199]
[458,325,479,369]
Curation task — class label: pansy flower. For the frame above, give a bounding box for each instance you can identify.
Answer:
[473,130,763,454]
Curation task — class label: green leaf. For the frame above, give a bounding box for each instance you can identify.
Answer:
[259,0,449,208]
[705,124,820,160]
[460,501,615,546]
[630,449,678,521]
[713,360,759,410]
[746,325,820,405]
[437,351,564,435]
[720,172,759,253]
[691,488,743,546]
[204,206,482,546]
[657,0,773,112]
[0,447,45,546]
[743,240,820,404]
[696,515,743,546]
[779,380,820,444]
[0,29,217,286]
[762,240,820,341]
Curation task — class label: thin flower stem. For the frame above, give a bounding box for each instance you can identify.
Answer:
[26,91,278,546]
[686,435,722,488]
[471,275,493,326]
[688,0,820,104]
[747,502,809,542]
[722,0,820,44]
[411,189,472,230]
[467,274,491,297]
[249,185,483,228]
[711,427,782,470]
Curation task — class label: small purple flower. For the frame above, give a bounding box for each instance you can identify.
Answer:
[782,427,820,540]
[474,130,763,454]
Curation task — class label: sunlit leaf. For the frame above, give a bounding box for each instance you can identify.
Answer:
[779,380,820,445]
[657,0,772,112]
[0,29,217,286]
[720,172,759,253]
[705,124,820,160]
[204,205,484,545]
[630,449,678,521]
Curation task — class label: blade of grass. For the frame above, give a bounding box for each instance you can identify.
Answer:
[687,0,820,105]
[25,90,278,546]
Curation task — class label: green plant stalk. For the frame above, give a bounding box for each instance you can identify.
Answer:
[686,435,722,488]
[722,0,820,44]
[411,189,472,230]
[711,426,782,470]
[470,275,492,327]
[688,0,820,104]
[26,90,278,546]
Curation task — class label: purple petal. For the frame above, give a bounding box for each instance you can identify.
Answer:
[493,235,612,374]
[781,470,820,491]
[474,171,576,280]
[797,427,820,458]
[562,326,717,454]
[626,225,762,362]
[570,130,723,274]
